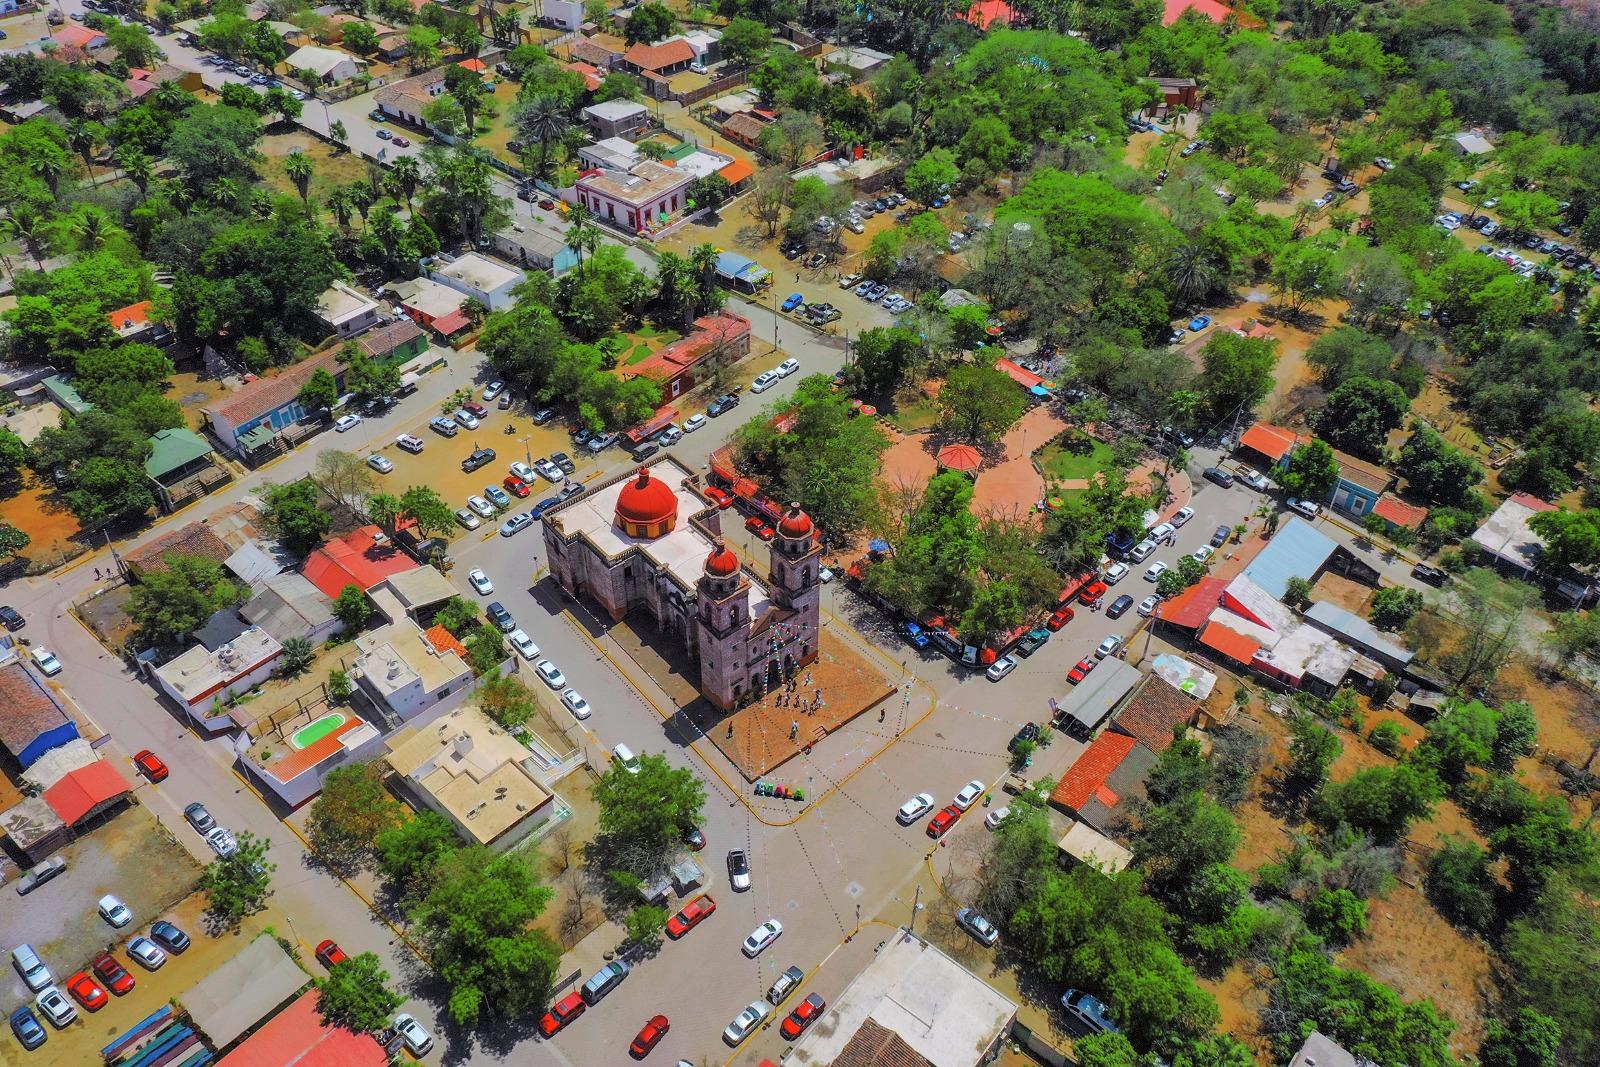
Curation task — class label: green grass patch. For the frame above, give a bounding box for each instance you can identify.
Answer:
[1037,436,1115,482]
[887,396,941,433]
[623,343,655,365]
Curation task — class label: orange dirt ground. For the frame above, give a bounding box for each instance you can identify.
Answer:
[0,477,84,569]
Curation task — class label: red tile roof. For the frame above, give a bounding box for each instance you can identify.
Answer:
[53,24,105,48]
[1508,492,1556,513]
[1198,621,1262,667]
[205,347,343,428]
[124,520,231,574]
[621,312,751,384]
[1163,0,1262,25]
[1158,576,1229,630]
[1373,494,1428,531]
[830,1018,937,1067]
[564,60,603,91]
[265,712,362,784]
[1112,680,1194,753]
[1239,422,1300,462]
[107,300,153,331]
[1051,731,1136,812]
[218,989,388,1067]
[0,664,71,758]
[430,308,472,336]
[995,358,1043,389]
[42,760,131,825]
[625,38,694,70]
[424,625,468,659]
[355,318,425,360]
[301,525,418,597]
[457,57,486,72]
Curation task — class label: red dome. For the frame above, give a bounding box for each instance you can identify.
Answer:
[777,503,813,538]
[704,539,739,577]
[615,469,678,527]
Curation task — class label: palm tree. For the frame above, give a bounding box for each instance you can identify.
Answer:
[209,176,243,209]
[347,181,376,224]
[326,186,356,228]
[1166,242,1222,304]
[153,81,189,113]
[689,242,719,314]
[565,201,600,276]
[284,152,315,217]
[115,146,152,196]
[66,206,113,251]
[65,119,105,187]
[514,94,570,178]
[28,148,71,198]
[2,209,49,268]
[389,156,421,212]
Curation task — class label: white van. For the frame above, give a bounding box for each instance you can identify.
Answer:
[612,743,640,773]
[11,945,52,992]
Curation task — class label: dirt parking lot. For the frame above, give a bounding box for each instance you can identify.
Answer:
[0,804,202,1009]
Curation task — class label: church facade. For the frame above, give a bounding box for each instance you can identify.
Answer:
[541,458,821,710]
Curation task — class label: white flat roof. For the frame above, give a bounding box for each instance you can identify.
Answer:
[155,628,282,701]
[433,251,523,293]
[316,280,377,325]
[787,931,1016,1067]
[583,98,648,121]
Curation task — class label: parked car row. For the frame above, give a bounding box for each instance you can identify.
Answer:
[11,922,190,1049]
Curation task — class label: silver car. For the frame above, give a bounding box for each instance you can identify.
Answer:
[723,1000,773,1046]
[956,906,999,946]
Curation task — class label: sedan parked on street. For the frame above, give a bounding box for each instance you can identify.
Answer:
[743,919,783,957]
[897,792,935,825]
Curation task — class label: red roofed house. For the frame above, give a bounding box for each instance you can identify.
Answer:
[301,525,419,599]
[1163,0,1262,26]
[564,60,604,91]
[1237,422,1302,469]
[219,988,388,1067]
[52,24,108,54]
[958,0,1016,29]
[1110,677,1198,753]
[623,38,696,76]
[994,358,1043,390]
[202,347,348,456]
[457,57,487,72]
[1372,493,1429,533]
[716,157,755,192]
[42,760,133,826]
[1050,731,1157,832]
[618,311,752,400]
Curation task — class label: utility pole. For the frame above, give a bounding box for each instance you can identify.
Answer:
[908,884,922,936]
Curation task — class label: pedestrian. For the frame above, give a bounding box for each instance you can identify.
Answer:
[93,567,101,579]
[879,708,886,723]
[790,719,798,739]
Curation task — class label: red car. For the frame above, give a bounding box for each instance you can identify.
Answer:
[704,485,734,508]
[66,971,109,1011]
[780,992,826,1040]
[926,805,961,839]
[464,401,488,418]
[539,198,556,210]
[503,475,531,498]
[315,939,348,969]
[665,893,716,939]
[629,1014,670,1057]
[1046,606,1074,631]
[91,953,135,995]
[539,992,585,1037]
[133,749,168,782]
[1068,658,1097,684]
[1077,581,1108,605]
[745,515,774,540]
[392,135,411,147]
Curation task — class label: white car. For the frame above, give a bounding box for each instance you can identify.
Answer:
[985,655,1017,682]
[35,986,76,1027]
[396,433,425,453]
[509,461,537,482]
[897,792,935,825]
[127,937,166,970]
[535,660,565,688]
[750,371,780,393]
[482,381,504,400]
[984,806,1010,830]
[455,509,480,530]
[742,919,783,957]
[205,826,238,857]
[366,454,393,474]
[684,414,706,432]
[467,495,495,518]
[453,408,480,429]
[560,688,591,719]
[468,568,493,595]
[952,779,985,811]
[1148,521,1175,541]
[508,630,539,661]
[1288,498,1321,519]
[723,1000,773,1046]
[1137,594,1162,617]
[98,894,132,928]
[393,1013,434,1056]
[1192,545,1215,564]
[1240,467,1270,491]
[776,358,800,377]
[1171,506,1194,527]
[1096,634,1123,658]
[333,413,362,433]
[1144,561,1168,582]
[30,648,61,676]
[1103,562,1129,584]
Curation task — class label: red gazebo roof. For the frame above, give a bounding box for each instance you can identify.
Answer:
[937,443,984,473]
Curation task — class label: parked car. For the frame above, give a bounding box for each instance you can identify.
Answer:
[539,992,586,1037]
[1061,988,1121,1035]
[508,630,539,661]
[503,475,531,498]
[9,1006,46,1050]
[393,1014,433,1056]
[486,602,515,632]
[560,688,590,719]
[723,1001,773,1046]
[333,414,362,433]
[535,660,565,688]
[708,393,740,417]
[666,894,717,938]
[484,485,511,509]
[467,495,495,519]
[1106,594,1135,619]
[767,965,804,1005]
[0,606,24,630]
[29,649,61,676]
[1068,658,1096,684]
[1211,524,1231,547]
[1144,561,1168,583]
[1202,466,1235,488]
[955,907,1000,947]
[580,960,630,1005]
[1097,635,1124,658]
[1138,594,1162,617]
[630,1015,670,1057]
[468,568,494,595]
[150,921,190,953]
[726,849,751,891]
[1240,467,1270,491]
[396,433,425,454]
[1287,498,1321,519]
[461,447,496,473]
[11,946,52,992]
[1412,563,1450,586]
[98,895,132,928]
[985,655,1017,681]
[1187,315,1212,332]
[430,416,459,437]
[780,992,826,1040]
[751,371,780,393]
[1046,605,1075,630]
[132,749,168,782]
[985,806,1011,829]
[926,805,961,838]
[33,988,75,1028]
[183,803,215,834]
[455,509,481,530]
[897,793,935,825]
[1016,628,1050,656]
[953,780,985,810]
[205,827,238,858]
[314,940,348,969]
[781,292,805,313]
[684,414,707,433]
[777,357,801,377]
[126,938,165,970]
[500,513,533,537]
[742,919,783,957]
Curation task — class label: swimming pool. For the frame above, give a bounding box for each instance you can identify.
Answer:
[291,712,348,749]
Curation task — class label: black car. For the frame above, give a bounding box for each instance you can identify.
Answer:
[486,602,514,631]
[461,448,496,473]
[550,451,576,474]
[631,441,660,461]
[708,393,740,417]
[1412,563,1450,586]
[1009,722,1041,752]
[1202,466,1235,488]
[530,496,562,519]
[780,240,805,260]
[1210,524,1231,548]
[0,606,23,630]
[1106,594,1135,619]
[151,921,190,953]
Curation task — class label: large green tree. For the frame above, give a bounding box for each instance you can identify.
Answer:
[1314,377,1410,460]
[127,553,248,646]
[306,762,404,875]
[939,363,1026,443]
[316,952,404,1033]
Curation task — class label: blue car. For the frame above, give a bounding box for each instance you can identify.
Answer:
[10,1007,46,1050]
[899,621,930,649]
[1187,315,1212,332]
[781,292,805,312]
[530,496,562,519]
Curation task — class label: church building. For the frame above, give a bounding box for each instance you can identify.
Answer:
[541,458,822,709]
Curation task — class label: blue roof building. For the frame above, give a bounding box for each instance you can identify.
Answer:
[1241,517,1338,599]
[0,663,78,769]
[714,251,772,294]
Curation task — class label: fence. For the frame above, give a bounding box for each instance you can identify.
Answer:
[675,69,748,107]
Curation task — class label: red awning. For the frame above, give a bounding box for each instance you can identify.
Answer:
[431,309,471,335]
[1239,423,1300,462]
[42,760,132,825]
[716,159,754,186]
[1197,622,1262,667]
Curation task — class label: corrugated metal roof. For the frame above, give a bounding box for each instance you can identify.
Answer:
[1239,517,1337,599]
[1303,600,1413,665]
